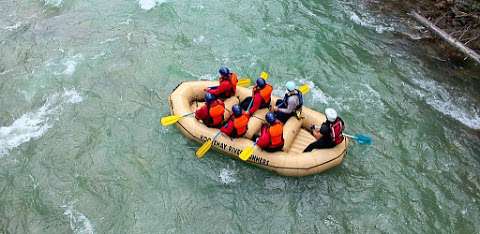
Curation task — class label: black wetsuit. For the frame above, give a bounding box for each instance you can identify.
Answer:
[303,118,344,152]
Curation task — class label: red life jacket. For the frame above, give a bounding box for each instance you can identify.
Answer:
[207,100,225,127]
[254,84,273,105]
[269,121,284,148]
[221,73,238,97]
[330,118,344,145]
[232,112,249,136]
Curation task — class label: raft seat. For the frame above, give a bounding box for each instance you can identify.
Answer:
[289,129,317,154]
[244,109,268,139]
[282,117,302,153]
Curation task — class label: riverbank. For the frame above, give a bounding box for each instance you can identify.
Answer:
[366,0,480,67]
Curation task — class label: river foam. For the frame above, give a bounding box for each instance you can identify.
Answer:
[199,73,216,81]
[4,23,22,31]
[427,98,480,130]
[219,168,236,184]
[298,79,329,104]
[63,204,95,234]
[47,54,83,77]
[43,0,64,8]
[138,0,168,11]
[411,78,480,130]
[348,11,394,34]
[0,89,83,157]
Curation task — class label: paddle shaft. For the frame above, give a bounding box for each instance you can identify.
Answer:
[213,130,222,141]
[343,133,356,139]
[246,98,254,112]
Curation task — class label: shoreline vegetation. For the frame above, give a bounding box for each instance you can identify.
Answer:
[367,0,480,66]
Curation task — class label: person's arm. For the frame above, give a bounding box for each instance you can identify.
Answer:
[320,122,330,135]
[312,128,322,140]
[277,96,299,114]
[248,93,263,115]
[208,80,230,96]
[256,125,271,148]
[220,119,234,135]
[195,105,209,120]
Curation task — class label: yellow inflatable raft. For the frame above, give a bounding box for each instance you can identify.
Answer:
[168,81,348,177]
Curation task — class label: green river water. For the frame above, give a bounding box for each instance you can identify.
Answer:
[1,0,480,233]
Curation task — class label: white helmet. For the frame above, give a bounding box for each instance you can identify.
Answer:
[325,108,337,122]
[286,81,296,91]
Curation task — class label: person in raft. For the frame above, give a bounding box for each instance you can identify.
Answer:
[205,66,238,99]
[195,93,225,128]
[303,108,345,152]
[240,77,273,115]
[220,104,250,138]
[271,81,303,123]
[255,112,284,152]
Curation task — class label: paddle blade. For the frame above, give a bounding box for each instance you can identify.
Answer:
[260,71,269,80]
[354,134,372,145]
[239,145,255,161]
[299,84,310,94]
[196,139,213,158]
[237,79,251,87]
[160,115,182,126]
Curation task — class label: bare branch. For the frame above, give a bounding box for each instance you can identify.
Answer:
[411,11,480,65]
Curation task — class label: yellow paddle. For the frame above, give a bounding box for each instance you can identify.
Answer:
[237,79,251,87]
[236,71,269,88]
[298,84,310,94]
[260,71,269,80]
[239,143,256,161]
[196,131,222,158]
[160,112,193,126]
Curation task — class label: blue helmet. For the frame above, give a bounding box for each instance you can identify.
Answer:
[266,112,276,124]
[256,78,266,88]
[219,67,230,76]
[205,93,216,104]
[232,104,242,117]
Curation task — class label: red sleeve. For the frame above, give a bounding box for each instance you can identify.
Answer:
[220,119,234,136]
[256,125,271,148]
[208,80,231,96]
[248,92,263,115]
[195,105,209,120]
